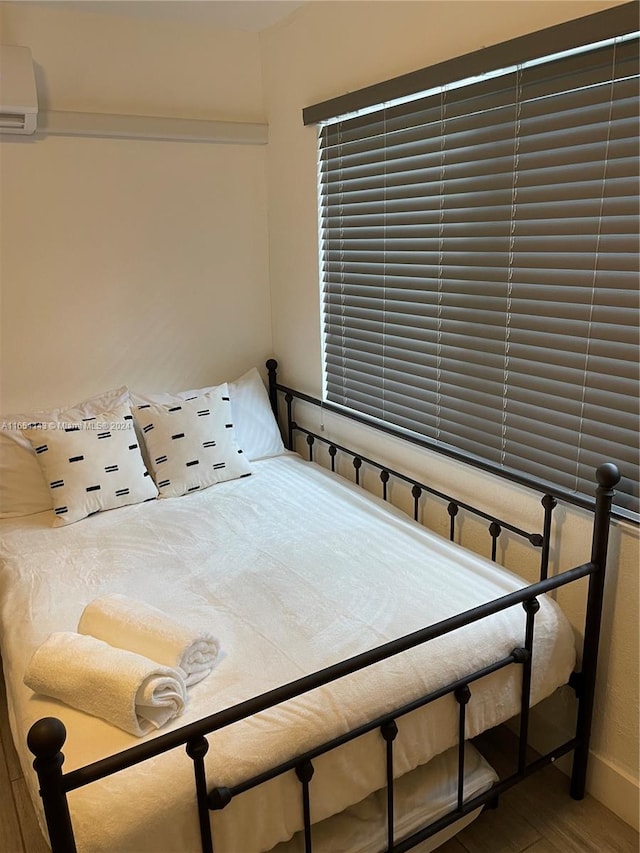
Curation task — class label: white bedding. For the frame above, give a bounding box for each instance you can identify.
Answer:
[0,452,575,853]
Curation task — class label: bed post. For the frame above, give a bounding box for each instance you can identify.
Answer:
[27,717,77,852]
[570,462,620,800]
[266,358,278,417]
[539,494,557,581]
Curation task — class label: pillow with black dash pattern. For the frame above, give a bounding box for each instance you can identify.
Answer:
[132,384,252,498]
[21,402,158,526]
[1,385,130,519]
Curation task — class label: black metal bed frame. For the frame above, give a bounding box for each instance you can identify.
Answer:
[27,359,620,853]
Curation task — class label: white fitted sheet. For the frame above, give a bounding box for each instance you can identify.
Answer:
[0,453,575,852]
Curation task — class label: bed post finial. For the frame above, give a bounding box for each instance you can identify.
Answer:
[266,359,279,417]
[570,462,620,800]
[595,461,620,491]
[28,717,77,852]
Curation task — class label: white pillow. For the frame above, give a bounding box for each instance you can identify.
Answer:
[228,368,285,460]
[130,368,285,461]
[0,437,51,518]
[22,401,158,527]
[132,385,252,498]
[0,387,130,519]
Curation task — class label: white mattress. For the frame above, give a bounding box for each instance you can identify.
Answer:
[0,453,575,853]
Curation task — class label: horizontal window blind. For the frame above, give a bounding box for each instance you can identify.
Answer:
[317,22,639,516]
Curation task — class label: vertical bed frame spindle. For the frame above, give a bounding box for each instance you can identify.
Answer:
[570,462,620,798]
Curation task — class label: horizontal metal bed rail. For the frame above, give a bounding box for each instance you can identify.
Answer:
[30,559,595,793]
[296,424,542,542]
[265,359,621,519]
[267,364,559,580]
[27,360,620,853]
[211,648,520,802]
[292,422,551,565]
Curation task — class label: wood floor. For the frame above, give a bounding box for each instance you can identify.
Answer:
[1,661,637,853]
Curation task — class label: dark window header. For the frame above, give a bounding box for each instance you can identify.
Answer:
[303,1,639,126]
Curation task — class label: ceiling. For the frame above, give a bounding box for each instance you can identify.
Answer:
[27,1,310,32]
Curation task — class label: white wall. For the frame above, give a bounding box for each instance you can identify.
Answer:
[0,1,272,412]
[261,0,639,829]
[1,1,266,120]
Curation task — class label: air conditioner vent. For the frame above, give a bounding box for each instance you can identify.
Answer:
[0,45,38,135]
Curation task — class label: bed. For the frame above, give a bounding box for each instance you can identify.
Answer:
[0,361,619,853]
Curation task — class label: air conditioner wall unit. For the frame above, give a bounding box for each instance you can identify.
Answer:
[0,45,38,134]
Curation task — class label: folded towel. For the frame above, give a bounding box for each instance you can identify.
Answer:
[79,593,219,687]
[24,632,187,737]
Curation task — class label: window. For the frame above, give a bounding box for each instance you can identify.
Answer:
[305,3,639,518]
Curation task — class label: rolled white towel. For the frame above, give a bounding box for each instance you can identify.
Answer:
[79,593,219,687]
[24,632,188,737]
